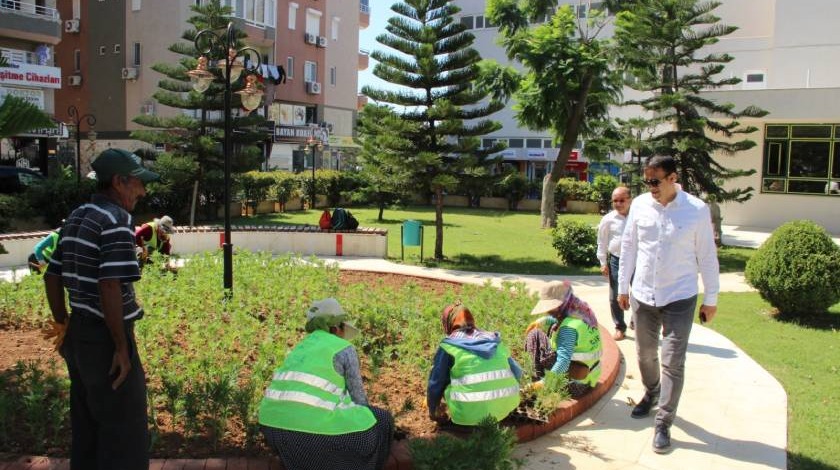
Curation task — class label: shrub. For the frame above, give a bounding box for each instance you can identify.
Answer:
[745,220,840,317]
[409,417,522,470]
[591,174,620,211]
[270,171,299,210]
[23,165,95,227]
[496,171,535,210]
[551,219,598,266]
[555,178,598,203]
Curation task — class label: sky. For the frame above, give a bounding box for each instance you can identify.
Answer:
[358,3,398,94]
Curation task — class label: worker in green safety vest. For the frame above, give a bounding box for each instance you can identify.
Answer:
[427,302,522,426]
[134,215,173,268]
[525,280,603,398]
[28,227,61,274]
[258,298,394,470]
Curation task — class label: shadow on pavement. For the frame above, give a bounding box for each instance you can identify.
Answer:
[675,418,786,468]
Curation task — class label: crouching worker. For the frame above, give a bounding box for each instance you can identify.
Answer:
[28,227,61,274]
[258,298,394,470]
[134,215,173,267]
[526,281,603,398]
[427,302,522,426]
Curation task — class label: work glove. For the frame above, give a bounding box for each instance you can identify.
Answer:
[41,320,67,352]
[523,380,544,393]
[135,246,148,262]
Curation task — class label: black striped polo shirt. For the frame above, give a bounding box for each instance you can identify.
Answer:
[46,194,144,321]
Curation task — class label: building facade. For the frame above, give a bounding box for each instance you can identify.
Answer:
[50,0,367,174]
[0,0,65,174]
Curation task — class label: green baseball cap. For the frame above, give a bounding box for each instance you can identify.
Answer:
[91,148,160,183]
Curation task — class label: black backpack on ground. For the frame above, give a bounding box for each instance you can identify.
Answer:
[330,208,359,230]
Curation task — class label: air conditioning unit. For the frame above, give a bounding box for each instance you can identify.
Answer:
[317,36,327,48]
[68,75,82,86]
[306,81,321,94]
[64,19,80,33]
[121,67,138,80]
[305,33,317,45]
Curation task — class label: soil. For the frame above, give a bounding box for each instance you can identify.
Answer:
[0,271,463,457]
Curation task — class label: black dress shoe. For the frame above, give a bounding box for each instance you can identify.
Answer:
[631,393,658,418]
[653,424,671,453]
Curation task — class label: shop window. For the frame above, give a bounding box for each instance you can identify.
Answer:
[508,139,523,148]
[526,138,542,148]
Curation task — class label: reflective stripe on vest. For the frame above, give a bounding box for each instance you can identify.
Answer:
[272,370,343,397]
[263,389,356,411]
[571,350,602,362]
[450,369,514,387]
[448,385,520,403]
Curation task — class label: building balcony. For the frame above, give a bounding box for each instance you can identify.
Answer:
[0,0,62,45]
[359,1,370,29]
[1,47,53,66]
[358,49,369,71]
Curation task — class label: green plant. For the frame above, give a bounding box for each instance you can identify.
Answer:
[496,171,534,210]
[270,171,299,210]
[532,372,571,420]
[745,220,840,317]
[24,165,95,227]
[551,219,598,266]
[409,417,522,470]
[591,174,619,210]
[555,178,598,203]
[238,171,274,213]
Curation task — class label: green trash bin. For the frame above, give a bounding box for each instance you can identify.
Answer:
[401,220,424,261]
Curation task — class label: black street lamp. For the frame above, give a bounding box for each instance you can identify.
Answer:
[189,22,264,297]
[67,105,96,186]
[305,135,324,210]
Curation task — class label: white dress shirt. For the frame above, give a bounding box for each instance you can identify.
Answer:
[597,210,627,267]
[617,190,720,307]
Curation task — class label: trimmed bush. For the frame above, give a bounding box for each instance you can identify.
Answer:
[551,219,598,266]
[745,220,840,317]
[409,417,522,470]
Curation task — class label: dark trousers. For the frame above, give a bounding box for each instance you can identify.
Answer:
[62,315,150,470]
[608,254,626,331]
[632,295,697,428]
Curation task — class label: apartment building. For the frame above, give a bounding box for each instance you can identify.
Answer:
[0,0,65,174]
[51,0,367,173]
[454,0,840,232]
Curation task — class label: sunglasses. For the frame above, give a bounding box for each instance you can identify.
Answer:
[642,175,672,187]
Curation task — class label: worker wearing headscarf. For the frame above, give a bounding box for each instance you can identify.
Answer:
[427,302,521,426]
[525,281,603,398]
[258,298,393,470]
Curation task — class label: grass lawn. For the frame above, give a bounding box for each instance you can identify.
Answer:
[713,293,840,470]
[243,206,752,275]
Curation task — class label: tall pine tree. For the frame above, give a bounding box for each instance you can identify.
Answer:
[362,0,505,260]
[614,0,767,202]
[132,1,266,221]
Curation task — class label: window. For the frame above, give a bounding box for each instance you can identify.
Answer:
[475,15,484,29]
[543,139,553,148]
[331,17,339,41]
[304,61,317,83]
[482,138,495,149]
[742,70,767,90]
[306,9,322,36]
[132,42,141,66]
[508,139,524,148]
[460,16,474,29]
[288,3,298,29]
[329,66,336,86]
[113,44,121,54]
[72,0,80,18]
[241,0,275,28]
[761,124,840,196]
[73,49,81,72]
[131,0,140,10]
[98,46,106,56]
[526,138,542,148]
[286,56,294,79]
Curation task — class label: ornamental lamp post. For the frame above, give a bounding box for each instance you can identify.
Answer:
[67,105,96,186]
[189,22,264,297]
[305,135,324,210]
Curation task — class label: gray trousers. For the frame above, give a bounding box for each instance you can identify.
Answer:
[632,295,697,428]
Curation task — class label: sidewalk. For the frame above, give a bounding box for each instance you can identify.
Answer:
[323,256,787,470]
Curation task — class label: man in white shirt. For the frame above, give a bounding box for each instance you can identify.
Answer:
[617,155,719,454]
[597,186,631,340]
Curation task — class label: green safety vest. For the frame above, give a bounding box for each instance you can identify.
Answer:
[146,222,163,252]
[554,317,602,387]
[42,231,59,262]
[440,341,520,426]
[258,330,376,435]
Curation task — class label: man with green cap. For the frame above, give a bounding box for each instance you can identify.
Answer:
[44,148,159,470]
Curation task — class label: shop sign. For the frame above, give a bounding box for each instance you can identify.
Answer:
[0,86,45,109]
[0,63,62,89]
[18,122,69,138]
[273,125,329,143]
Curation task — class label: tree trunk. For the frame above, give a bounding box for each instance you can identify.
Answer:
[434,186,444,260]
[539,72,595,229]
[189,179,199,227]
[378,202,384,222]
